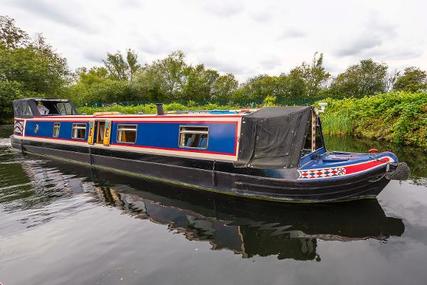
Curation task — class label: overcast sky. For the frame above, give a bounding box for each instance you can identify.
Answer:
[2,0,426,80]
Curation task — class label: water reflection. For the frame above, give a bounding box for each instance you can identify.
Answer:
[2,155,405,262]
[95,184,404,261]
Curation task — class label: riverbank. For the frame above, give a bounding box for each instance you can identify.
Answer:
[319,92,427,148]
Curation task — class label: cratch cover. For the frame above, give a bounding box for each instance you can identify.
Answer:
[235,106,312,169]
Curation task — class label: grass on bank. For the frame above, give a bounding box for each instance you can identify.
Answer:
[318,91,427,148]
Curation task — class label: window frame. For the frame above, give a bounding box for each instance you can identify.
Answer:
[52,122,61,138]
[72,123,87,140]
[178,125,209,150]
[116,124,138,144]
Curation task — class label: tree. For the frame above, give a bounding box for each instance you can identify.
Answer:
[0,81,23,121]
[290,52,330,97]
[329,59,388,98]
[103,49,141,81]
[133,51,187,102]
[0,16,29,48]
[182,64,219,103]
[393,67,427,92]
[282,70,307,100]
[0,16,69,122]
[0,36,68,95]
[236,75,279,105]
[211,73,238,105]
[126,49,140,81]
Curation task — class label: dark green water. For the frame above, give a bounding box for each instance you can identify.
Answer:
[1,125,427,285]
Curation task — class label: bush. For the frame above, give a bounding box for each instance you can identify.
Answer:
[78,103,238,115]
[318,92,427,148]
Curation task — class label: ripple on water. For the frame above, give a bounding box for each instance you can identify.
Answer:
[0,150,99,234]
[0,137,11,147]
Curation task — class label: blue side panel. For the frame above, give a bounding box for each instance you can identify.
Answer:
[111,122,237,154]
[25,121,89,140]
[24,120,235,154]
[25,121,54,137]
[57,122,77,139]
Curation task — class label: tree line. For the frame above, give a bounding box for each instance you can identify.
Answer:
[1,15,426,122]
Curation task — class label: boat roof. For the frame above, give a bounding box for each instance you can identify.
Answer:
[35,112,249,119]
[14,98,72,103]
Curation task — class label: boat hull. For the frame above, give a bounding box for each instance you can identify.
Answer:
[11,136,393,203]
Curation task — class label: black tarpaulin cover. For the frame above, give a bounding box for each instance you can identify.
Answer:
[235,106,312,169]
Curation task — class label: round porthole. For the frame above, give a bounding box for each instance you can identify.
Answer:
[34,124,39,134]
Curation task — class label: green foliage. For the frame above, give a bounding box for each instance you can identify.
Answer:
[235,53,330,106]
[0,81,24,121]
[263,95,277,106]
[103,49,141,81]
[0,16,69,123]
[78,103,237,115]
[70,50,239,106]
[393,67,427,93]
[328,59,388,98]
[0,15,29,48]
[289,52,330,98]
[319,92,427,148]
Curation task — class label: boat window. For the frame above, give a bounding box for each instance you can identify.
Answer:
[52,123,61,138]
[14,101,33,117]
[179,126,209,149]
[117,124,137,144]
[55,102,74,115]
[36,101,77,116]
[72,123,87,140]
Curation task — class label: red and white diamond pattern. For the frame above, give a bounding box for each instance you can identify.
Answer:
[298,167,346,179]
[14,120,24,135]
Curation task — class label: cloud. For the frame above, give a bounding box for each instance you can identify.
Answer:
[8,0,95,33]
[260,57,282,69]
[335,36,382,56]
[334,17,397,57]
[203,1,244,17]
[384,49,424,60]
[250,10,272,23]
[202,55,251,76]
[122,0,144,8]
[333,20,421,61]
[365,48,423,61]
[82,49,105,64]
[279,28,306,39]
[138,36,174,55]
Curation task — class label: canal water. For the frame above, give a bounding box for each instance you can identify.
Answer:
[0,125,426,285]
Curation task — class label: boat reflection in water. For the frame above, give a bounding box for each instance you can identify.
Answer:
[23,157,405,261]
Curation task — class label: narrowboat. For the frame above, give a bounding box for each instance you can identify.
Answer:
[10,98,410,203]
